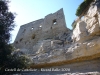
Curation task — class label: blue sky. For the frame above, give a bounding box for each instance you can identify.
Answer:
[9,0,83,43]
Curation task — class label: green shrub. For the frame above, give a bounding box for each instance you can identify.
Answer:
[72,20,76,30]
[76,0,94,16]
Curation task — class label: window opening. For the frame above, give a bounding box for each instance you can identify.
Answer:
[53,19,57,25]
[31,27,34,30]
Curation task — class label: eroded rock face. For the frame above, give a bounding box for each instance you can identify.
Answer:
[13,0,100,66]
[72,21,88,42]
[84,4,100,36]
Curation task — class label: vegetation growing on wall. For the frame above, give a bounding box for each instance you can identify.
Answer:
[71,20,76,30]
[72,0,94,30]
[76,0,94,16]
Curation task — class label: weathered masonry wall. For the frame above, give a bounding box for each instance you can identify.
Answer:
[14,19,44,50]
[14,8,68,50]
[42,8,68,40]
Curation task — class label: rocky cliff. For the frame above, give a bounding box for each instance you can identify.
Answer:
[13,0,100,74]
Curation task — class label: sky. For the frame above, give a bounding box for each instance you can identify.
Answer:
[9,0,84,43]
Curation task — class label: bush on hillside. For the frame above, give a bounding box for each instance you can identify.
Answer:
[76,0,94,16]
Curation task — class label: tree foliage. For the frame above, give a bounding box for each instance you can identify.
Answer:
[0,0,15,68]
[0,0,15,43]
[0,0,29,74]
[76,0,94,16]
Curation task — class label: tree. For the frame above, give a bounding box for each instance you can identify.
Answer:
[76,0,94,16]
[0,0,29,74]
[0,0,15,69]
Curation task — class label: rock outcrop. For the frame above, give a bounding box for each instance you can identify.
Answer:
[13,0,100,74]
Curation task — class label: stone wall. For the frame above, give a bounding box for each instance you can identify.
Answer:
[14,19,44,50]
[42,8,68,40]
[14,8,69,51]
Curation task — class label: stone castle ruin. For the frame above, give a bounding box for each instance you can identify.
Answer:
[14,8,71,51]
[14,1,100,73]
